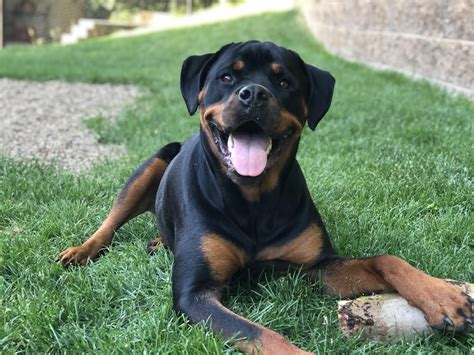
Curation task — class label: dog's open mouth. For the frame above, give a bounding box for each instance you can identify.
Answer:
[209,120,290,177]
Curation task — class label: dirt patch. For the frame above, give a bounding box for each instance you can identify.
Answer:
[0,78,140,173]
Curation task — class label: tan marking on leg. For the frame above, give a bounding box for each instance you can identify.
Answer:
[233,60,245,71]
[59,157,168,266]
[149,236,162,245]
[106,162,165,222]
[239,326,313,355]
[201,292,312,354]
[201,234,248,283]
[321,255,473,330]
[321,259,389,297]
[147,236,164,254]
[257,224,324,267]
[371,256,472,329]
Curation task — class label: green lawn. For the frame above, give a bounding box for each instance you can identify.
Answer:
[1,10,473,354]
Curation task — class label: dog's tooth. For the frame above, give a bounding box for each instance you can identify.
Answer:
[228,134,234,152]
[266,139,272,155]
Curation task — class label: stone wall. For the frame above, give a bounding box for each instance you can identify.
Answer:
[299,0,473,98]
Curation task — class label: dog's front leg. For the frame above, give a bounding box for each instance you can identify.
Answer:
[172,233,312,354]
[313,256,473,331]
[174,289,311,354]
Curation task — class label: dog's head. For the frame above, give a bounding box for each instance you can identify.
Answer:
[180,41,335,185]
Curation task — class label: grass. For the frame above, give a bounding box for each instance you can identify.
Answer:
[1,10,473,354]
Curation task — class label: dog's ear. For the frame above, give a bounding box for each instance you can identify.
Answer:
[304,63,336,130]
[180,43,234,115]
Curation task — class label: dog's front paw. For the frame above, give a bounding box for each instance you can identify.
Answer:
[239,327,314,355]
[57,244,98,267]
[414,277,473,332]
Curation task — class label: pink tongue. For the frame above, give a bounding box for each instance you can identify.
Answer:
[231,132,269,177]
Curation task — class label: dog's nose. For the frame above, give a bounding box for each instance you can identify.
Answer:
[238,85,270,108]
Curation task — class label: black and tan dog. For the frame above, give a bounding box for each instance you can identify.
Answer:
[59,41,472,353]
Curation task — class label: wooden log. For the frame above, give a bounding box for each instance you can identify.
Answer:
[338,281,473,341]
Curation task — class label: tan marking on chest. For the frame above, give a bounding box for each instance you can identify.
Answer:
[202,234,248,283]
[256,224,324,266]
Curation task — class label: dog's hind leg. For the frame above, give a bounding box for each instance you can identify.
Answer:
[58,142,181,266]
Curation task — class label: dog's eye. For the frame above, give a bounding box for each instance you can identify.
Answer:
[219,74,233,85]
[279,79,290,89]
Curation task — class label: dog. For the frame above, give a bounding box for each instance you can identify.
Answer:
[58,41,472,354]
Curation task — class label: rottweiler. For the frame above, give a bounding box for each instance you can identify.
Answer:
[59,41,472,354]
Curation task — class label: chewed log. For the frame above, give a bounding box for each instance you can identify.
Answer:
[338,281,473,341]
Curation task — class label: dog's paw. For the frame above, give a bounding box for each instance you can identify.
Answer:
[239,327,314,355]
[57,245,97,267]
[415,277,473,332]
[146,237,163,255]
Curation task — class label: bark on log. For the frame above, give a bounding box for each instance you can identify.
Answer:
[338,281,473,341]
